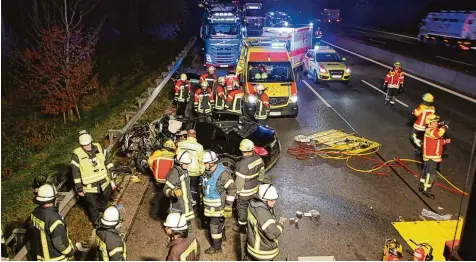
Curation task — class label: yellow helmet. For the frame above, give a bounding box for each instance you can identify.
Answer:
[201,81,209,88]
[218,76,226,84]
[422,93,434,103]
[239,139,255,152]
[394,62,401,67]
[163,140,176,150]
[180,73,187,81]
[426,114,440,125]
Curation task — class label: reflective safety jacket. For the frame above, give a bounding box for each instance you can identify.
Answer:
[255,93,270,120]
[194,88,214,114]
[166,237,200,261]
[384,68,404,88]
[413,104,435,131]
[164,166,195,221]
[215,84,227,110]
[247,199,283,261]
[96,227,127,261]
[176,137,205,177]
[315,30,323,38]
[175,80,191,102]
[71,143,113,194]
[235,154,265,197]
[202,164,237,217]
[199,73,217,90]
[423,126,449,162]
[148,149,175,183]
[225,75,238,91]
[225,89,244,114]
[31,206,75,261]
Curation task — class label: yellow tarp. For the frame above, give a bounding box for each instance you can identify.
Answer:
[310,129,380,154]
[392,218,464,261]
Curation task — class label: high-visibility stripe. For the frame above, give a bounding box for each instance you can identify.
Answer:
[224,179,234,189]
[106,163,114,169]
[74,178,82,183]
[226,195,235,202]
[277,224,283,233]
[71,160,80,168]
[109,247,124,257]
[60,244,72,255]
[261,219,276,231]
[211,233,222,240]
[238,220,247,225]
[204,208,224,217]
[31,215,50,260]
[49,220,63,232]
[239,185,259,196]
[235,172,246,178]
[165,181,176,189]
[203,198,222,207]
[247,244,279,260]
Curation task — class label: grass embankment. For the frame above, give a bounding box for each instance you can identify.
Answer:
[1,37,191,229]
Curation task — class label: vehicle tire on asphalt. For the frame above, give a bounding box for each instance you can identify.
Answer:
[135,150,151,175]
[314,70,319,84]
[291,107,299,118]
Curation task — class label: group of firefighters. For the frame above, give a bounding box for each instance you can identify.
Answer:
[174,66,270,123]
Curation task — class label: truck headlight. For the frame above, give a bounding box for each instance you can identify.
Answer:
[291,94,298,103]
[248,95,257,103]
[206,54,212,63]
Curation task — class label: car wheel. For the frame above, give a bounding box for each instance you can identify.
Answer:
[218,157,237,176]
[135,150,151,175]
[290,106,299,118]
[314,70,319,84]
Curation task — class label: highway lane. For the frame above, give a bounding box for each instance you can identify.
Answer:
[322,24,476,75]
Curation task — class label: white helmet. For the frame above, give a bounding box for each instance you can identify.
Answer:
[180,73,187,81]
[201,81,209,88]
[218,76,226,84]
[208,66,216,71]
[176,151,192,164]
[239,139,255,152]
[203,150,219,164]
[78,130,92,146]
[255,84,265,91]
[164,213,188,231]
[36,184,58,203]
[258,184,279,200]
[101,205,124,226]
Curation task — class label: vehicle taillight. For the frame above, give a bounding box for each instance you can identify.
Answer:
[253,146,268,156]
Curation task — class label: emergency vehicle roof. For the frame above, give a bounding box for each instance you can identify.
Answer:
[247,47,290,62]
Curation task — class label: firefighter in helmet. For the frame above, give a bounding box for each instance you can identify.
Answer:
[383,62,404,107]
[164,213,201,261]
[225,81,245,115]
[411,93,435,153]
[95,205,127,261]
[200,66,217,91]
[254,84,270,124]
[174,73,191,117]
[194,81,214,123]
[215,77,227,111]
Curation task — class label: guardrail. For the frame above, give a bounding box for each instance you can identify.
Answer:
[10,36,197,261]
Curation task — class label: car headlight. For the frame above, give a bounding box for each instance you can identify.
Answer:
[345,67,351,74]
[206,54,212,63]
[291,94,298,103]
[319,66,327,73]
[248,95,257,103]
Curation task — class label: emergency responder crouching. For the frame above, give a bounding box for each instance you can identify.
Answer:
[71,130,114,228]
[234,139,266,232]
[215,77,227,111]
[174,73,191,117]
[254,84,270,124]
[411,93,435,153]
[164,213,201,261]
[164,151,195,223]
[420,114,450,198]
[148,140,176,220]
[194,81,214,123]
[383,62,404,108]
[95,205,127,261]
[225,81,244,115]
[246,184,285,261]
[31,184,76,261]
[202,150,237,254]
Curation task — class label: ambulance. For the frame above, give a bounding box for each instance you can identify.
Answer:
[261,24,314,68]
[236,37,299,118]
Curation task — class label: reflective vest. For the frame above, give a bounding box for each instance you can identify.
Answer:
[175,80,191,102]
[255,93,270,120]
[194,88,214,114]
[384,68,404,88]
[176,137,204,177]
[148,149,175,183]
[72,143,110,194]
[225,75,237,91]
[164,166,195,221]
[96,228,127,261]
[423,126,448,162]
[235,154,265,197]
[226,89,244,114]
[315,30,322,38]
[413,104,435,131]
[203,164,226,216]
[166,237,201,261]
[215,85,227,110]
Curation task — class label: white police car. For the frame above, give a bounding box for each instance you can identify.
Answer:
[301,45,351,84]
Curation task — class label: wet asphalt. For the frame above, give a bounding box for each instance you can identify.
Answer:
[126,39,476,260]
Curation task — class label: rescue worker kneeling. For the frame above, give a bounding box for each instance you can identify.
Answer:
[164,151,195,224]
[411,93,435,153]
[31,184,76,261]
[164,213,201,261]
[95,205,127,261]
[225,81,244,115]
[246,184,285,261]
[202,150,237,254]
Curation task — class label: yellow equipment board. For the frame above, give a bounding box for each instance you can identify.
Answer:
[310,129,380,155]
[392,218,464,261]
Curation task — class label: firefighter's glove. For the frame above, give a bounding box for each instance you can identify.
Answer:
[173,189,183,198]
[223,206,233,218]
[398,84,405,93]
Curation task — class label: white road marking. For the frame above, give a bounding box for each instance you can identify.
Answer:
[360,80,410,108]
[302,79,358,133]
[356,30,368,34]
[368,39,386,44]
[436,56,475,67]
[396,39,416,45]
[353,26,419,40]
[321,40,476,104]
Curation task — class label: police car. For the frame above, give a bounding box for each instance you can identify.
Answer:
[301,45,351,84]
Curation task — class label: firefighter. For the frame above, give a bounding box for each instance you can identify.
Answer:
[412,93,435,153]
[383,62,404,107]
[194,81,214,123]
[164,213,200,261]
[215,77,227,111]
[31,184,76,261]
[420,114,450,198]
[246,184,285,261]
[314,27,323,44]
[225,69,238,91]
[254,84,270,124]
[71,130,114,227]
[176,129,205,220]
[202,150,237,254]
[148,140,176,220]
[164,151,195,223]
[174,73,191,117]
[200,66,217,92]
[95,205,127,261]
[225,81,245,114]
[234,139,265,232]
